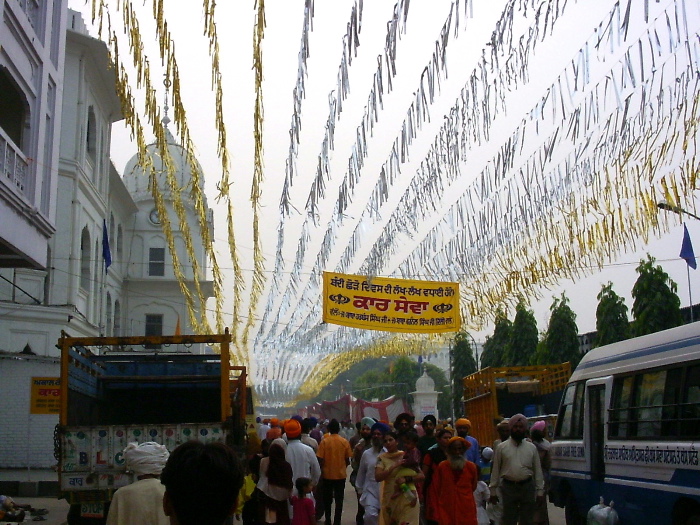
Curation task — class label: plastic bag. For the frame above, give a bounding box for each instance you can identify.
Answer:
[587,497,620,525]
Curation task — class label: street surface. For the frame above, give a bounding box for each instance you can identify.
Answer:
[14,481,566,525]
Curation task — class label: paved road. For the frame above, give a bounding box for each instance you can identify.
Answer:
[16,481,567,525]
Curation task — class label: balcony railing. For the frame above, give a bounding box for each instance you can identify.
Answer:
[0,127,29,196]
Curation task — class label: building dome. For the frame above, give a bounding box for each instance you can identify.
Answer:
[414,369,435,393]
[122,124,206,201]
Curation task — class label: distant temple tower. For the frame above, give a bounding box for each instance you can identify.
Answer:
[411,368,441,420]
[121,121,214,340]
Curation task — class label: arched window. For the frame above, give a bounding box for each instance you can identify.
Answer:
[80,227,91,291]
[105,292,112,337]
[117,225,123,259]
[114,299,121,336]
[109,214,115,248]
[86,106,97,165]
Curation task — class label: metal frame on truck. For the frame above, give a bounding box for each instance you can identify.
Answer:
[56,328,246,524]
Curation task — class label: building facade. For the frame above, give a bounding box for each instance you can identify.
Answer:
[0,10,213,468]
[0,0,66,269]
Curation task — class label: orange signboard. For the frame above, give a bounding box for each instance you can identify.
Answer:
[30,377,61,415]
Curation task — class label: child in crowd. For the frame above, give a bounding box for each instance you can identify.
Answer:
[290,477,315,525]
[477,446,494,483]
[236,457,260,525]
[473,466,491,525]
[391,431,421,505]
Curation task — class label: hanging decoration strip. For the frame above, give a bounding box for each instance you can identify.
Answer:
[90,0,249,364]
[242,0,267,351]
[386,0,698,327]
[200,0,235,335]
[140,0,215,337]
[259,0,587,400]
[260,0,470,357]
[257,0,700,403]
[264,0,477,357]
[298,334,440,401]
[254,0,364,351]
[91,0,206,334]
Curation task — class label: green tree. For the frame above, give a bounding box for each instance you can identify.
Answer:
[595,282,630,347]
[543,293,581,367]
[450,332,478,418]
[631,255,683,336]
[390,356,420,399]
[531,338,549,365]
[480,309,512,368]
[506,302,538,365]
[353,369,389,400]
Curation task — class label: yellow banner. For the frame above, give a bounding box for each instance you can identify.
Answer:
[322,272,460,333]
[30,377,61,415]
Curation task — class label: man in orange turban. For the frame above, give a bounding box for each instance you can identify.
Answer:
[455,418,479,464]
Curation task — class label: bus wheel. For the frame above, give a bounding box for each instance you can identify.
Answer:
[565,493,584,525]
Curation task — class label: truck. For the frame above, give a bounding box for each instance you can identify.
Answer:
[56,329,249,525]
[462,363,571,446]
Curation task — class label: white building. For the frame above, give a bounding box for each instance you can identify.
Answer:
[0,10,214,469]
[0,0,66,269]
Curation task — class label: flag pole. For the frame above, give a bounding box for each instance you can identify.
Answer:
[680,222,696,322]
[688,264,694,322]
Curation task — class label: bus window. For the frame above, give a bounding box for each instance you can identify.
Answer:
[661,367,682,437]
[609,376,634,438]
[555,381,584,438]
[681,364,700,437]
[635,370,666,438]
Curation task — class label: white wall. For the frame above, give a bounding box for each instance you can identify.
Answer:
[0,357,60,468]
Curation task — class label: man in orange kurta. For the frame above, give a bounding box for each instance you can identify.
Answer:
[317,419,353,525]
[431,436,478,525]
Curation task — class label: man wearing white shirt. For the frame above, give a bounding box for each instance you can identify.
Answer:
[285,419,322,492]
[355,422,389,525]
[489,414,545,525]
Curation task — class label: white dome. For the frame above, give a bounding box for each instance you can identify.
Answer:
[415,369,435,392]
[122,125,206,200]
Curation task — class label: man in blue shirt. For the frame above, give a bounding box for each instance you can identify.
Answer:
[455,418,479,464]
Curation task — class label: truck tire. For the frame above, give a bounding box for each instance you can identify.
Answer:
[565,492,584,525]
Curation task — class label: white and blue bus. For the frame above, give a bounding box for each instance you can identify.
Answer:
[550,323,700,525]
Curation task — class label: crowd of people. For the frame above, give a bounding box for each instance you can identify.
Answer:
[98,412,552,525]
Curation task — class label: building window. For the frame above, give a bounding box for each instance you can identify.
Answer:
[0,67,27,148]
[80,227,91,291]
[105,292,112,337]
[114,300,121,336]
[145,314,163,349]
[117,225,123,259]
[149,247,165,276]
[109,214,115,249]
[86,106,97,164]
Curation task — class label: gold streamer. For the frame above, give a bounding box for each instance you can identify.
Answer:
[242,0,268,351]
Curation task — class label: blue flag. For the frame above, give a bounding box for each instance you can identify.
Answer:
[680,223,696,270]
[102,219,112,272]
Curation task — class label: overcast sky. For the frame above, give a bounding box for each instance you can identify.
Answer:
[66,0,700,402]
